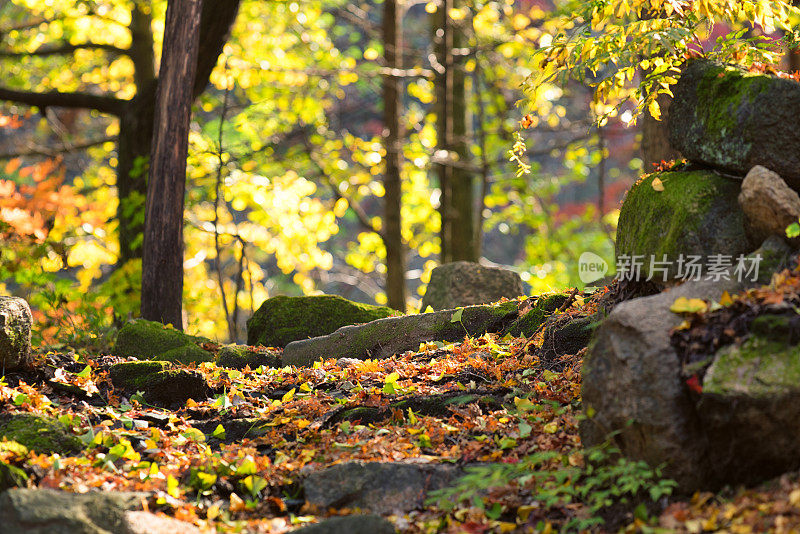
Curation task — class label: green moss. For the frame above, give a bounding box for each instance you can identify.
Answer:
[110,361,208,406]
[109,361,171,390]
[0,461,27,492]
[0,414,81,455]
[246,295,399,348]
[114,319,213,364]
[216,345,281,369]
[502,292,570,338]
[695,64,772,167]
[704,335,800,397]
[615,170,748,279]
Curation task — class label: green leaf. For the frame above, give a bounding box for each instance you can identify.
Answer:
[450,308,464,323]
[212,424,226,439]
[787,221,800,238]
[76,365,92,379]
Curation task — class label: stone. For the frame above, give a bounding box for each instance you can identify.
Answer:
[282,302,518,367]
[215,344,280,369]
[114,319,213,365]
[540,315,598,361]
[693,322,800,486]
[0,461,28,493]
[0,488,147,534]
[110,361,209,407]
[246,295,397,348]
[503,292,572,338]
[669,59,800,189]
[581,277,745,491]
[292,515,395,534]
[420,261,524,311]
[738,165,800,245]
[615,169,751,280]
[0,414,81,455]
[0,296,32,371]
[302,460,462,514]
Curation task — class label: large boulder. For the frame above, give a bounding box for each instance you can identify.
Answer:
[738,165,800,245]
[282,302,518,367]
[114,320,213,365]
[696,314,800,486]
[421,261,524,311]
[669,59,800,189]
[110,361,209,407]
[615,169,751,280]
[0,414,81,456]
[0,296,32,371]
[302,460,462,514]
[581,278,745,491]
[246,295,397,348]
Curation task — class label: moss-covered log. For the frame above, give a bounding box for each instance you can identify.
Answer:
[669,59,800,189]
[282,302,518,367]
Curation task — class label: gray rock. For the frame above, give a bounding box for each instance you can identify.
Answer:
[421,261,524,311]
[292,515,395,534]
[581,277,745,491]
[247,295,397,348]
[738,165,800,245]
[669,59,800,189]
[615,169,751,280]
[282,302,518,367]
[695,319,800,486]
[0,488,147,534]
[302,460,462,514]
[0,296,32,371]
[110,361,209,407]
[215,344,280,369]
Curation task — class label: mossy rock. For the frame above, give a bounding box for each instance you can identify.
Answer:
[0,461,27,492]
[704,333,800,398]
[670,59,800,189]
[541,314,599,362]
[114,319,214,364]
[502,292,572,338]
[615,170,750,280]
[0,440,28,492]
[110,361,209,407]
[246,295,398,348]
[216,344,281,370]
[0,414,81,455]
[283,301,519,367]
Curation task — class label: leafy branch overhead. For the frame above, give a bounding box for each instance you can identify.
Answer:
[525,0,800,124]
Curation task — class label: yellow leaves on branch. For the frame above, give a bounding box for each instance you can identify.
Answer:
[526,0,799,125]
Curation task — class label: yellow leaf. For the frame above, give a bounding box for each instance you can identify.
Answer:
[651,177,665,191]
[719,291,733,306]
[296,419,311,429]
[648,99,661,121]
[670,297,708,314]
[281,388,296,403]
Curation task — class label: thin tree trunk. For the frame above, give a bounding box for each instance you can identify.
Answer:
[141,0,203,327]
[433,1,475,264]
[640,92,679,168]
[448,11,475,262]
[382,0,406,311]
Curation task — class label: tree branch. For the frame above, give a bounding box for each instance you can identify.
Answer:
[0,41,128,58]
[0,136,114,160]
[0,86,126,115]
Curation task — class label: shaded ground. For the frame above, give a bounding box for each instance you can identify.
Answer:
[4,286,800,532]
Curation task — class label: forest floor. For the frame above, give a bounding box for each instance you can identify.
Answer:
[4,289,800,532]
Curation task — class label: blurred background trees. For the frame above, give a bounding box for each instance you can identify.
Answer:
[1,0,793,345]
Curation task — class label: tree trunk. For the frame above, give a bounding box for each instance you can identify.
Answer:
[140,0,203,327]
[433,1,475,264]
[382,0,406,312]
[640,92,680,169]
[447,12,475,262]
